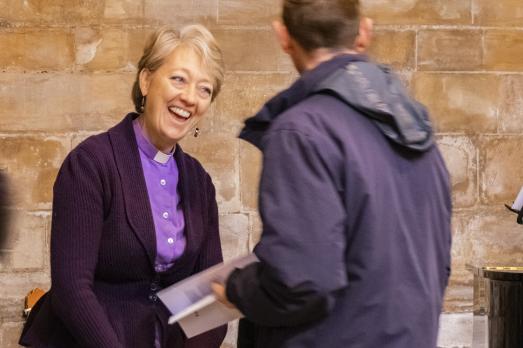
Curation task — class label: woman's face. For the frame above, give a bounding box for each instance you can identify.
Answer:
[139,46,214,152]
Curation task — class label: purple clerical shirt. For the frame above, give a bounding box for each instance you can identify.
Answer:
[133,119,186,272]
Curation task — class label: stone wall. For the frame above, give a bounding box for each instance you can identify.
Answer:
[1,1,522,347]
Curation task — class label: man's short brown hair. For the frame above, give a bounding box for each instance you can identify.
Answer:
[282,0,360,52]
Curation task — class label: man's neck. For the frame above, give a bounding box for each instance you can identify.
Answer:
[297,48,358,74]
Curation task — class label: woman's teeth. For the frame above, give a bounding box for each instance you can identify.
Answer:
[169,106,191,119]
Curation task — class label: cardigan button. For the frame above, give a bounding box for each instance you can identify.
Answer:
[148,294,158,302]
[150,282,160,291]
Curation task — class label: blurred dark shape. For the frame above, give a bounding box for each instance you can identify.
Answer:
[504,204,523,224]
[0,170,10,249]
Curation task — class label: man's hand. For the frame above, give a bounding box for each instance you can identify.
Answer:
[211,282,237,309]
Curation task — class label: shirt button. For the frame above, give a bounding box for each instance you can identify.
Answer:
[162,212,169,219]
[160,179,166,186]
[167,237,174,244]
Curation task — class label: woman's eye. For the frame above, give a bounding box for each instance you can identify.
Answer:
[200,86,212,97]
[171,76,185,83]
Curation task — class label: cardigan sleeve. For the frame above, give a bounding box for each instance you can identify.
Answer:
[195,173,224,272]
[186,173,226,347]
[50,147,123,348]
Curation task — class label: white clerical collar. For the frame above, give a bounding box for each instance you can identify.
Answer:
[133,118,175,165]
[153,151,172,164]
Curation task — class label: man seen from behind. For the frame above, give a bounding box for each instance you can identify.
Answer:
[213,1,452,347]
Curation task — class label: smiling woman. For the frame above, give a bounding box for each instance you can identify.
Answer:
[132,26,225,152]
[19,25,227,348]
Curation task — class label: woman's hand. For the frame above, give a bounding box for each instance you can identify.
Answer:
[211,282,237,309]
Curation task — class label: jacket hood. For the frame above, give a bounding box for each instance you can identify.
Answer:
[239,54,433,152]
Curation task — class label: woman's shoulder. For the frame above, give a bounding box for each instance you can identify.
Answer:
[62,131,112,172]
[74,131,111,155]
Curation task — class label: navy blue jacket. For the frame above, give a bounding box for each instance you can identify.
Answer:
[227,54,452,348]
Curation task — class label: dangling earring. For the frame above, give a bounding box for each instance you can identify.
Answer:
[194,127,200,138]
[139,96,145,113]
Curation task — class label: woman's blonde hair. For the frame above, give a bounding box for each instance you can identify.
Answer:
[131,24,225,112]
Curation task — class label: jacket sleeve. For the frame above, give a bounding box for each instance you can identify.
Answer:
[227,129,348,327]
[50,148,123,348]
[187,173,226,347]
[195,173,224,272]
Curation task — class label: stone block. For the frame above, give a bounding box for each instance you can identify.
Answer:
[362,0,471,25]
[445,211,476,311]
[0,30,74,71]
[0,211,49,271]
[417,30,482,71]
[213,29,292,72]
[437,313,473,348]
[0,272,50,338]
[443,279,473,313]
[0,136,69,210]
[368,30,415,70]
[412,73,500,133]
[480,136,523,204]
[455,208,523,267]
[240,142,262,212]
[62,0,105,23]
[443,207,523,311]
[472,0,523,26]
[128,28,151,71]
[180,132,240,212]
[248,212,262,251]
[218,0,279,26]
[3,0,66,24]
[0,321,24,348]
[144,0,218,25]
[4,0,105,24]
[397,71,414,92]
[499,75,523,133]
[219,213,249,261]
[75,27,148,72]
[0,73,135,132]
[0,298,23,321]
[75,28,127,71]
[103,0,144,23]
[214,72,294,133]
[437,136,477,208]
[0,272,50,299]
[484,30,523,71]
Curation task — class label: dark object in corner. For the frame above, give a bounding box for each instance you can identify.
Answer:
[0,171,9,248]
[483,269,523,348]
[504,204,523,224]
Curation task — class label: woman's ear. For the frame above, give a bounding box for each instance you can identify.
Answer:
[354,17,373,53]
[138,69,151,97]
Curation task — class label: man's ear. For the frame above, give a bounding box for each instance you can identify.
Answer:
[354,17,373,53]
[139,68,151,97]
[272,20,292,54]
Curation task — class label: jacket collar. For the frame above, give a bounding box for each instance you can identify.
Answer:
[239,54,369,149]
[107,114,201,276]
[108,113,157,267]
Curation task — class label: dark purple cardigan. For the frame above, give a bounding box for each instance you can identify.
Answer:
[19,114,226,348]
